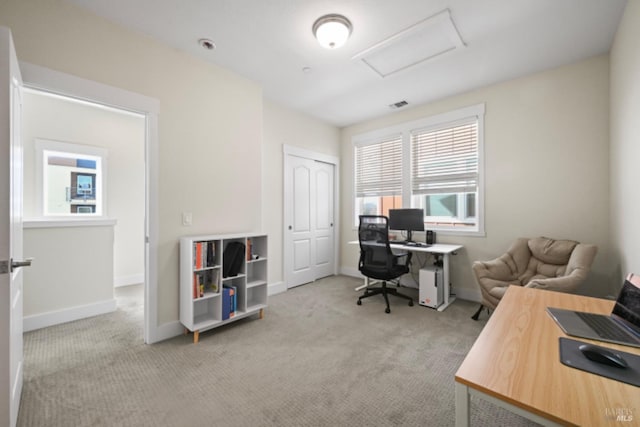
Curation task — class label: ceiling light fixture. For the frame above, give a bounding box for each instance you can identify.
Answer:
[312,14,352,49]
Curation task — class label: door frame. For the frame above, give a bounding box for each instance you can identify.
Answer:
[283,144,339,287]
[20,62,161,344]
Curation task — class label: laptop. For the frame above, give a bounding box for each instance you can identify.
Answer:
[546,273,640,348]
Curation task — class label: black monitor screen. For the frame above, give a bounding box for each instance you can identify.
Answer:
[612,278,640,333]
[388,209,425,236]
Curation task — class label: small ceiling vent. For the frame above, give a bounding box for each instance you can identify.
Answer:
[389,100,408,109]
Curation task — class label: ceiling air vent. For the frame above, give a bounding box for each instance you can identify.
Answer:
[389,100,408,109]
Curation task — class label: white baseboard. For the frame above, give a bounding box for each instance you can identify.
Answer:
[146,320,184,344]
[340,266,362,278]
[24,299,117,332]
[268,281,286,296]
[453,287,482,303]
[114,274,144,287]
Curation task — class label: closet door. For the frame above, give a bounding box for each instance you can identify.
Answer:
[313,161,335,280]
[285,155,316,288]
[284,153,335,288]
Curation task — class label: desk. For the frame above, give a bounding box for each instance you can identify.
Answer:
[455,286,640,427]
[349,241,462,311]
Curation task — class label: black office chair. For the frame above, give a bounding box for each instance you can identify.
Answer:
[357,215,414,313]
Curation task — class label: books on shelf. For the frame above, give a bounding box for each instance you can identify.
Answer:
[192,269,219,299]
[193,241,216,270]
[222,285,237,319]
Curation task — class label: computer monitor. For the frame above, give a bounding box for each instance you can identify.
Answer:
[388,208,425,243]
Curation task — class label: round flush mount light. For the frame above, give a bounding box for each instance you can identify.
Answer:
[312,14,352,49]
[198,38,216,51]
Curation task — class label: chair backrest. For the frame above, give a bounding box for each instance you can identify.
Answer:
[358,215,395,278]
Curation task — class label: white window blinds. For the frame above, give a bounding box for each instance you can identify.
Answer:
[355,135,402,197]
[411,120,478,195]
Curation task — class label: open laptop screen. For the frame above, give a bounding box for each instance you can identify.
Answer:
[612,274,640,334]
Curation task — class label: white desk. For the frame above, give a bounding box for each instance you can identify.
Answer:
[349,241,463,311]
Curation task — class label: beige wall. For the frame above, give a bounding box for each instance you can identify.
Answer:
[0,0,263,325]
[341,55,613,299]
[262,100,341,286]
[2,0,628,330]
[23,224,114,316]
[22,91,145,287]
[610,1,640,285]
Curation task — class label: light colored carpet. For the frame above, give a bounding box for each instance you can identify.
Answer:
[18,276,539,426]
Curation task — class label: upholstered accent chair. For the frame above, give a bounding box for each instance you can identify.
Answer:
[471,237,597,320]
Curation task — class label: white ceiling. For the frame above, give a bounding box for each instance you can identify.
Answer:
[66,0,627,127]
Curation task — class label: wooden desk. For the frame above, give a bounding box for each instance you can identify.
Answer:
[349,241,462,311]
[455,286,640,426]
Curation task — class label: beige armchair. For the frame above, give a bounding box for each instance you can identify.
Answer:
[471,237,597,320]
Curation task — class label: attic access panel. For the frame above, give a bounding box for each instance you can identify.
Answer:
[353,9,465,78]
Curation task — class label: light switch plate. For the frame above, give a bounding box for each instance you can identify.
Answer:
[182,212,192,226]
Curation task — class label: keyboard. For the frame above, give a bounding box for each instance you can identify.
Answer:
[400,241,430,247]
[576,312,632,341]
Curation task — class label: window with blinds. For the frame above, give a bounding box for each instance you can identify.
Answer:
[355,134,402,197]
[352,104,484,234]
[411,121,478,195]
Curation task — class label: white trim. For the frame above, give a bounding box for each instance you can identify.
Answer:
[268,281,287,296]
[20,62,161,344]
[19,62,159,114]
[283,144,339,166]
[114,274,144,288]
[148,321,184,344]
[24,218,116,228]
[353,104,484,144]
[340,266,362,279]
[454,287,482,303]
[23,299,117,332]
[145,111,160,343]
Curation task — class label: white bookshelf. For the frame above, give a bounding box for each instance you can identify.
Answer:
[180,233,268,343]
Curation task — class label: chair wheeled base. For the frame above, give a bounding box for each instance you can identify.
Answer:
[357,281,414,314]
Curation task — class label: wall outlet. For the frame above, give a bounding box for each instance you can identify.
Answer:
[182,212,192,226]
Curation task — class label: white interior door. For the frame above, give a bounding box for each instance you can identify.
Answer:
[1,26,25,427]
[313,161,335,279]
[285,155,316,288]
[284,151,336,288]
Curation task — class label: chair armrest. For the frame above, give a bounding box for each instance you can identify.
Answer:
[525,271,585,293]
[526,244,597,292]
[472,256,516,282]
[566,244,598,276]
[394,252,412,267]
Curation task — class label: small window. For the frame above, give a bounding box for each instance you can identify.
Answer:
[36,139,107,217]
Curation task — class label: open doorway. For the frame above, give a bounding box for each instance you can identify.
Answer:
[18,62,160,343]
[22,88,146,328]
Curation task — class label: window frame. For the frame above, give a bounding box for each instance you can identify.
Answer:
[35,138,108,218]
[352,103,485,236]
